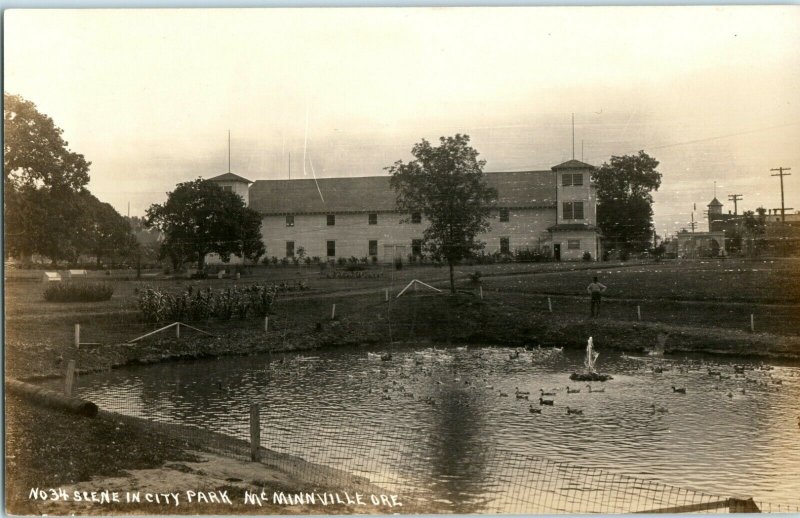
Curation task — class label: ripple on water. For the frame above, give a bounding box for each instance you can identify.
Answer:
[60,345,800,509]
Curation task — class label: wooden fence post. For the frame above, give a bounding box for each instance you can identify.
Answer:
[637,305,642,321]
[64,360,76,397]
[264,316,269,333]
[74,324,80,349]
[750,314,755,332]
[331,304,336,320]
[176,322,181,339]
[479,286,483,299]
[385,288,389,302]
[547,298,552,313]
[250,404,261,462]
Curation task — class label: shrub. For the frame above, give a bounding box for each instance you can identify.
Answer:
[280,257,289,267]
[345,263,366,271]
[468,270,482,283]
[582,251,593,262]
[270,256,279,266]
[337,257,347,266]
[371,255,378,264]
[394,258,403,270]
[136,283,281,323]
[44,282,114,302]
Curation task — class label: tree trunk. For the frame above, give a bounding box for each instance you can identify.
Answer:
[449,261,455,294]
[198,251,205,271]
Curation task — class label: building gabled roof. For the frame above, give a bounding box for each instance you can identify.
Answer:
[248,170,558,215]
[207,172,252,183]
[551,159,595,171]
[707,197,723,207]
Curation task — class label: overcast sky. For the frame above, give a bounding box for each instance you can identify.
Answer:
[5,6,800,236]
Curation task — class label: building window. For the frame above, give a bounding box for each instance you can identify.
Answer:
[563,201,585,220]
[499,208,509,222]
[327,214,335,226]
[327,240,336,257]
[368,240,378,256]
[286,241,295,257]
[500,237,510,254]
[411,212,421,224]
[285,215,294,227]
[412,239,422,256]
[562,173,584,186]
[368,213,378,225]
[568,239,581,250]
[223,185,233,192]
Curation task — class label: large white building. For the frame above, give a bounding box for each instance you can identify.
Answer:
[208,159,601,263]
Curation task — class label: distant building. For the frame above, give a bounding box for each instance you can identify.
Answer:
[206,160,601,264]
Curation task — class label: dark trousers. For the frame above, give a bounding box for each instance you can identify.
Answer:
[590,294,602,317]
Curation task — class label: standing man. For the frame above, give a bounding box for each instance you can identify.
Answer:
[587,276,607,318]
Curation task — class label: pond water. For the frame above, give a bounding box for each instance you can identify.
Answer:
[60,345,800,512]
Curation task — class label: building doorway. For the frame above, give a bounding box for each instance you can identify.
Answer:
[554,243,561,261]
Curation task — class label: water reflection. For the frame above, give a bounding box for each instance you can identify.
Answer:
[60,345,800,509]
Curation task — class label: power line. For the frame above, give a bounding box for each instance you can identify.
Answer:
[770,167,792,223]
[727,194,743,215]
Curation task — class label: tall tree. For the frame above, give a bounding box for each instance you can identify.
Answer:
[145,179,265,270]
[387,134,497,293]
[83,193,138,267]
[4,93,92,261]
[592,151,662,253]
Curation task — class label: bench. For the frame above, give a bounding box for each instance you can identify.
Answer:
[43,271,62,282]
[67,269,88,278]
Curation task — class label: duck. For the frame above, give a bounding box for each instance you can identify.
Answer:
[772,379,783,385]
[708,370,721,376]
[566,407,583,415]
[566,386,581,394]
[719,374,731,380]
[499,391,509,397]
[529,405,542,414]
[727,391,734,398]
[586,385,605,393]
[516,393,529,400]
[540,389,556,396]
[671,386,687,394]
[649,404,668,414]
[515,387,530,395]
[539,397,554,406]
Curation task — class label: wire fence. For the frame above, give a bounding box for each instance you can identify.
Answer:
[88,395,800,515]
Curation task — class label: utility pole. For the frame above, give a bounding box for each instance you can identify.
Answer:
[689,212,697,233]
[770,167,792,223]
[728,194,743,215]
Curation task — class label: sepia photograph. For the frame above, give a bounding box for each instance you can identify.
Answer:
[3,5,800,515]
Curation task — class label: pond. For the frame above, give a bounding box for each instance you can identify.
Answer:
[59,344,800,512]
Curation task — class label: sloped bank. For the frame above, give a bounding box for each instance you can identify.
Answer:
[8,292,800,384]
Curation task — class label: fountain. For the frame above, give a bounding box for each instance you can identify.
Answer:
[570,337,613,382]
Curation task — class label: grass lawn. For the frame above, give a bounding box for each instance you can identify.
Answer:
[480,258,800,303]
[5,259,799,357]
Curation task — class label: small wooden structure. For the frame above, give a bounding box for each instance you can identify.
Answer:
[43,271,61,282]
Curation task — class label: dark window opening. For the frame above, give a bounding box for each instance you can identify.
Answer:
[412,239,422,256]
[327,240,336,257]
[286,241,295,257]
[499,208,509,222]
[500,237,510,254]
[285,215,294,227]
[327,214,335,226]
[411,212,421,224]
[368,213,377,225]
[369,240,378,256]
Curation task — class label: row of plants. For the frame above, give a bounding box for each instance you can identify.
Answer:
[322,270,384,279]
[262,255,381,267]
[136,281,306,323]
[43,282,114,302]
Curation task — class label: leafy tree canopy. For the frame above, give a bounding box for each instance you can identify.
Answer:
[145,179,265,270]
[592,151,662,253]
[4,93,90,191]
[387,134,497,293]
